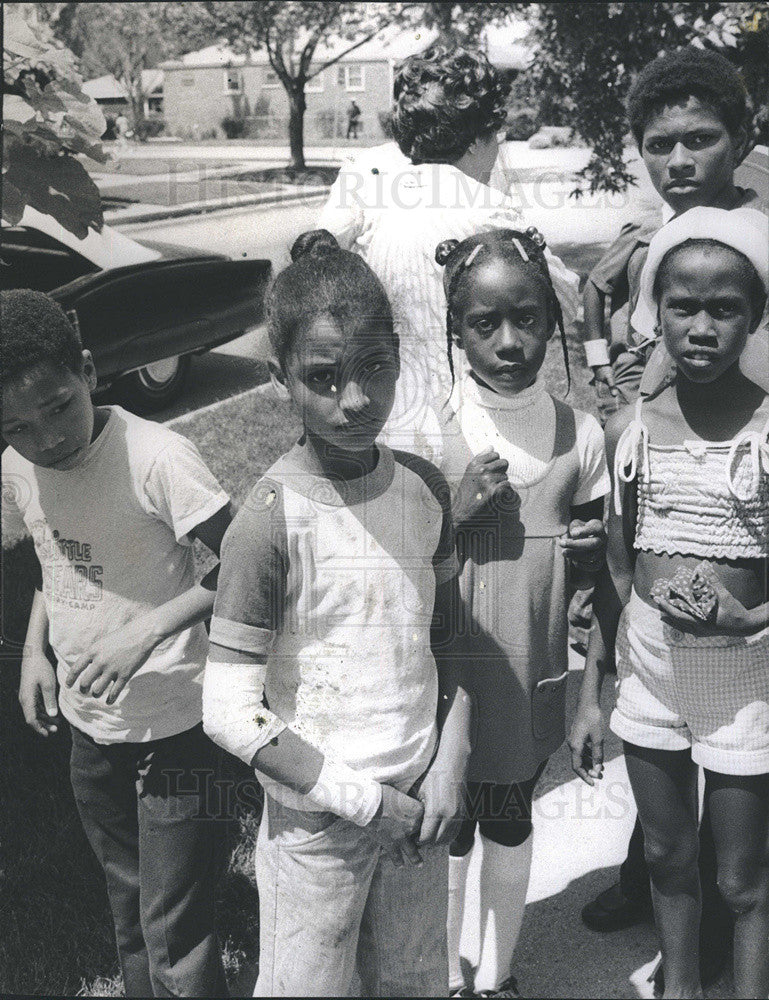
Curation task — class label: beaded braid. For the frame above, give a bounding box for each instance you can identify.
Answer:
[435,227,571,394]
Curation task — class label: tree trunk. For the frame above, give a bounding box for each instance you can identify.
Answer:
[288,88,306,171]
[128,82,146,141]
[434,4,459,46]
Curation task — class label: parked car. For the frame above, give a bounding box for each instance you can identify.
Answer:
[1,207,272,413]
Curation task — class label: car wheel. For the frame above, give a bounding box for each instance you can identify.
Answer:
[114,355,191,414]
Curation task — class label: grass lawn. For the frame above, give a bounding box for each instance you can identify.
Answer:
[89,159,339,210]
[1,327,597,995]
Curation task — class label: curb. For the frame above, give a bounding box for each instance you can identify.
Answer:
[104,184,332,226]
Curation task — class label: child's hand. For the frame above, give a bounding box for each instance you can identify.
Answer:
[559,518,606,571]
[64,618,156,703]
[454,449,515,524]
[19,652,59,737]
[366,785,424,867]
[568,702,604,785]
[654,563,758,636]
[592,365,618,396]
[412,763,464,846]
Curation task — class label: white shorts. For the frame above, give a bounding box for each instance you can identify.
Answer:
[610,589,769,775]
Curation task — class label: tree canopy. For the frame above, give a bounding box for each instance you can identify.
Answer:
[49,2,213,137]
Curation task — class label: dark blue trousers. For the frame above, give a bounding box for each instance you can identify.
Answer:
[69,722,228,997]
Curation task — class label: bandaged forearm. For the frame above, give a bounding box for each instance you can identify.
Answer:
[202,658,286,765]
[203,659,382,826]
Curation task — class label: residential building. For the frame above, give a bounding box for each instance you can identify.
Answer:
[82,70,164,123]
[159,23,531,143]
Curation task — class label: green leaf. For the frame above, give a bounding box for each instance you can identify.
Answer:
[1,178,25,226]
[3,140,103,238]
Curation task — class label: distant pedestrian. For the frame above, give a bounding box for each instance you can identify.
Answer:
[115,112,132,149]
[346,99,361,139]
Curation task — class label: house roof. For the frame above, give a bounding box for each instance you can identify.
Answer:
[161,20,533,72]
[82,69,163,100]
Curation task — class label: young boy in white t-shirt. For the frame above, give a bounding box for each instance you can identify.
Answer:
[2,289,232,997]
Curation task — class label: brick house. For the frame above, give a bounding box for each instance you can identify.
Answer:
[160,23,531,143]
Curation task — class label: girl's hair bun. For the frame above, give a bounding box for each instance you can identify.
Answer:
[290,229,340,262]
[525,226,546,250]
[435,239,460,266]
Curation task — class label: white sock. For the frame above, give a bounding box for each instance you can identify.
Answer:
[448,850,473,991]
[474,832,534,993]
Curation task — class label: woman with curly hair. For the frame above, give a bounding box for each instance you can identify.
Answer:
[317,45,580,465]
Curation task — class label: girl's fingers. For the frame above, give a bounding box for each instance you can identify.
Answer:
[560,535,602,550]
[106,677,126,705]
[90,673,114,699]
[77,661,104,693]
[569,741,593,784]
[655,596,703,631]
[65,654,91,686]
[567,519,604,538]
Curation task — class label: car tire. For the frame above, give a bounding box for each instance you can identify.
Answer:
[114,354,191,414]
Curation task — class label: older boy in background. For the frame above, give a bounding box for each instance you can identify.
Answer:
[582,47,766,421]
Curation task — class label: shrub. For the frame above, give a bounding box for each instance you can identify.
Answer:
[314,108,337,140]
[221,116,247,139]
[528,125,575,149]
[505,108,538,141]
[136,117,165,140]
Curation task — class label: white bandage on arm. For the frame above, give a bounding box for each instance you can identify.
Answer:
[202,658,286,766]
[584,338,611,368]
[204,659,382,826]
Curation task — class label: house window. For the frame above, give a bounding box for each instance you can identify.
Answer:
[224,68,242,93]
[180,75,195,88]
[305,66,324,93]
[337,64,364,91]
[263,68,280,88]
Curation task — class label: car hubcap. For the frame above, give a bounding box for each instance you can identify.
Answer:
[139,357,180,387]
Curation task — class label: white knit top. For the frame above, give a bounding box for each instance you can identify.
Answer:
[614,399,769,559]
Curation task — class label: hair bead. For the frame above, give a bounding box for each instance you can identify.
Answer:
[464,244,484,268]
[511,238,529,262]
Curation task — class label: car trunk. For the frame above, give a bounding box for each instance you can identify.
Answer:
[50,256,272,382]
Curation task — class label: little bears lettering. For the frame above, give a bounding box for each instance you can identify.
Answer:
[31,522,103,607]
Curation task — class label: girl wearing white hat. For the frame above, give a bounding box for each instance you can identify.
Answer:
[570,207,769,1000]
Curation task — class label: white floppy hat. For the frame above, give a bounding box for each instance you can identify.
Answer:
[633,206,769,393]
[632,206,768,339]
